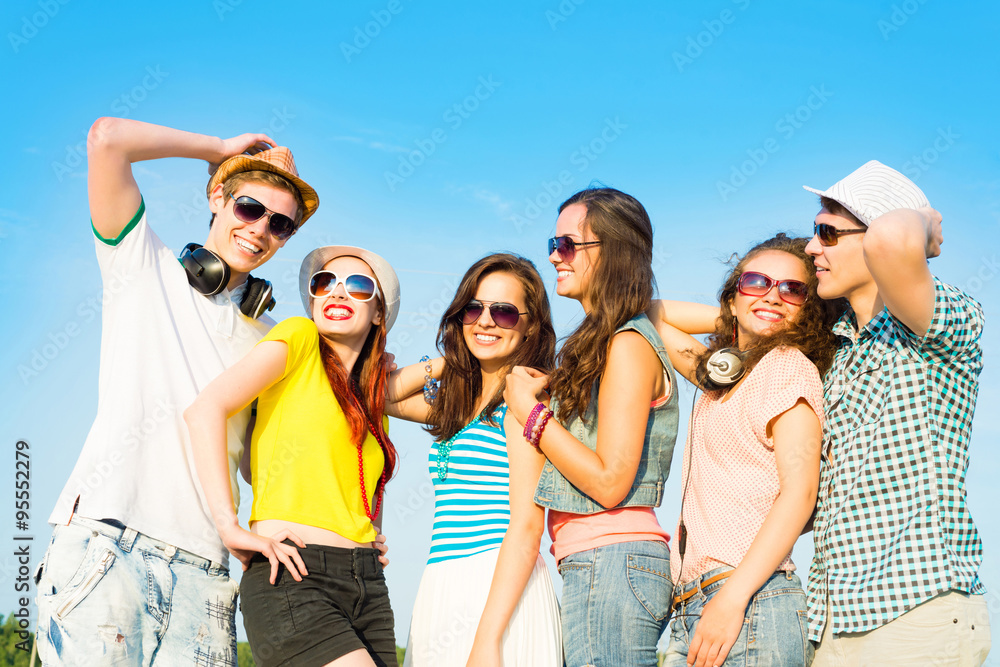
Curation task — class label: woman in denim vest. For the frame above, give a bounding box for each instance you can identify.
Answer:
[505,187,680,667]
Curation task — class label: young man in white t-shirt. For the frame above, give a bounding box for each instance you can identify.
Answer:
[35,117,319,665]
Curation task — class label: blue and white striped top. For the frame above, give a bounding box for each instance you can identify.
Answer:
[427,405,511,564]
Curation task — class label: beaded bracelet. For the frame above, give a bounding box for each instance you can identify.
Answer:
[530,409,554,448]
[522,403,546,440]
[420,355,440,405]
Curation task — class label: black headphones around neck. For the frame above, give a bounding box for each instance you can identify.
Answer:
[178,243,275,320]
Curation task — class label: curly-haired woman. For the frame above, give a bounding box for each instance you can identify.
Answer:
[649,233,844,667]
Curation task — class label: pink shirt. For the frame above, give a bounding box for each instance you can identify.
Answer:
[548,507,669,563]
[670,346,824,585]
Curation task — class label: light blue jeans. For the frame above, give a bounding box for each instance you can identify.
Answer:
[35,516,238,666]
[662,567,814,667]
[557,539,672,667]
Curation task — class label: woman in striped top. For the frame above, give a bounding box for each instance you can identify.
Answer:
[387,253,561,667]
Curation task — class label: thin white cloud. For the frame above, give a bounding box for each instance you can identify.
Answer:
[445,184,515,219]
[368,140,411,154]
[330,134,411,154]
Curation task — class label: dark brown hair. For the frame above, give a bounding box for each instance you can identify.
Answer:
[694,233,846,383]
[428,254,556,441]
[820,196,864,227]
[548,187,655,423]
[316,283,397,480]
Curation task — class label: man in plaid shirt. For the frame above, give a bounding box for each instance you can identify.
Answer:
[803,161,991,665]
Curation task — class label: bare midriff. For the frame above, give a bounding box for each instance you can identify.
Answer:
[251,519,376,550]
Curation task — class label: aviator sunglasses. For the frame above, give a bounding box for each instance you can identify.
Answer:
[737,271,808,306]
[230,195,298,240]
[548,236,602,262]
[309,271,381,303]
[813,222,866,247]
[460,300,528,330]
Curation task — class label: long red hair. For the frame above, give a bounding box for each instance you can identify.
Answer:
[317,301,397,480]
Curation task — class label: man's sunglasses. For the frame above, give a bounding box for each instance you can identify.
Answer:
[309,271,381,303]
[548,236,602,262]
[460,300,528,330]
[813,223,866,247]
[230,195,298,240]
[737,271,808,306]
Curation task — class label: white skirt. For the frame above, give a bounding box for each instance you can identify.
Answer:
[403,548,562,666]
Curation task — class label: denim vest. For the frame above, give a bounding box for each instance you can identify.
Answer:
[533,313,679,514]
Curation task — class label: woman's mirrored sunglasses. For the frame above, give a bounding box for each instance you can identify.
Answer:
[737,271,808,306]
[460,300,528,329]
[309,271,380,303]
[813,222,866,247]
[230,195,298,240]
[548,236,602,262]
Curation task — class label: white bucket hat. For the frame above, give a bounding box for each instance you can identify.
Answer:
[803,160,930,226]
[299,246,401,332]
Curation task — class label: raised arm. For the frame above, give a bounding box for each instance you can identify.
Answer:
[863,207,942,336]
[647,299,720,336]
[650,320,708,386]
[466,412,549,667]
[505,331,661,508]
[686,398,821,667]
[87,117,276,239]
[184,340,306,584]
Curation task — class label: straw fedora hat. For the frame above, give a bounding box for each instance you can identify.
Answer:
[207,146,319,224]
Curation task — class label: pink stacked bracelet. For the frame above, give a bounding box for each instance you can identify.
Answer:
[522,403,546,440]
[522,402,553,448]
[530,408,553,448]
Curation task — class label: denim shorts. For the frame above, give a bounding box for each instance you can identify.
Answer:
[240,543,397,667]
[662,567,813,667]
[557,539,672,667]
[35,516,238,666]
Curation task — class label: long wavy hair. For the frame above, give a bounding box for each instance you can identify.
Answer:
[694,233,846,384]
[548,187,655,423]
[315,277,398,480]
[428,254,556,441]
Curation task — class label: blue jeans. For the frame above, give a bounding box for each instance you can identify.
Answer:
[662,568,814,667]
[557,540,672,667]
[35,516,238,666]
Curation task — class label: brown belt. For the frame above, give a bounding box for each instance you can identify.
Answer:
[671,570,733,609]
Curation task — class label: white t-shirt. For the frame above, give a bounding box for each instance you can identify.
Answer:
[48,200,274,563]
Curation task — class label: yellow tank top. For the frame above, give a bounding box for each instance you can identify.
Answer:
[249,317,385,542]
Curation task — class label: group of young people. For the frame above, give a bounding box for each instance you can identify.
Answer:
[33,117,990,667]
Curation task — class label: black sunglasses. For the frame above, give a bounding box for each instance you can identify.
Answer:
[548,236,602,262]
[813,222,865,247]
[230,195,298,240]
[460,300,528,329]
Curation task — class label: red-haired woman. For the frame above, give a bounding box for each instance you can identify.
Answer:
[186,245,400,667]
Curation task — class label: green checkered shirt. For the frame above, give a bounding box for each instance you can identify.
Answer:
[806,277,985,641]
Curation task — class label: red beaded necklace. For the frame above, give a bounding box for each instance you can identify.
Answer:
[358,411,387,521]
[350,378,387,522]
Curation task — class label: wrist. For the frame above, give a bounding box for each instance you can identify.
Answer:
[216,518,241,539]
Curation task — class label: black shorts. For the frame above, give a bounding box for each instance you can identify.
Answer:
[240,543,397,666]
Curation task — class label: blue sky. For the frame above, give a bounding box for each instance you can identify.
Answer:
[1,0,998,654]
